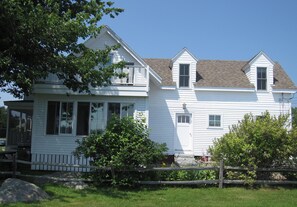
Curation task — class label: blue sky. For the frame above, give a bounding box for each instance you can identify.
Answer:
[1,0,296,106]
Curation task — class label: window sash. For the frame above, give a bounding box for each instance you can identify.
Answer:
[257,67,267,90]
[60,102,73,134]
[177,115,190,123]
[108,103,135,122]
[76,102,90,136]
[46,101,60,135]
[209,115,221,127]
[90,103,104,134]
[179,64,190,87]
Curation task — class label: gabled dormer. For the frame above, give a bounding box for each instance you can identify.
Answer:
[170,48,198,88]
[242,51,275,92]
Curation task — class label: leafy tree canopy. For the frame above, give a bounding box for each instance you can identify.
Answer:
[293,107,297,128]
[0,0,124,98]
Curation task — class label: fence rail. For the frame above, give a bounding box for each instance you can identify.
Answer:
[2,155,297,188]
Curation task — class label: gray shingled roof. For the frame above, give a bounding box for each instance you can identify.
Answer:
[144,58,296,90]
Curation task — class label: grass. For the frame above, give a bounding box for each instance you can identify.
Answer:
[3,185,297,207]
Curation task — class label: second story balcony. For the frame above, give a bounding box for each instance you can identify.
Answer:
[33,65,149,96]
[39,65,148,87]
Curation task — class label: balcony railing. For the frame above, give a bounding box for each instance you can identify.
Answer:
[39,66,148,86]
[112,66,147,86]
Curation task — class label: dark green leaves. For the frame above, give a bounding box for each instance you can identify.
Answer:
[0,0,124,98]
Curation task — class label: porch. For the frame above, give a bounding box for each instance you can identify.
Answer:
[4,100,33,148]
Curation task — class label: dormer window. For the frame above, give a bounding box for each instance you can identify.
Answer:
[179,64,190,87]
[257,67,267,90]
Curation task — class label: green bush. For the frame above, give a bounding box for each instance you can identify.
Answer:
[209,111,297,182]
[161,169,217,181]
[74,116,167,186]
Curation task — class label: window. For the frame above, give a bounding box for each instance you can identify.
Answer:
[90,103,104,134]
[46,101,60,135]
[177,115,190,123]
[257,67,267,90]
[76,102,105,135]
[60,102,74,134]
[179,64,190,87]
[76,102,90,136]
[121,103,134,117]
[209,115,221,127]
[47,101,135,136]
[108,103,135,122]
[46,101,74,135]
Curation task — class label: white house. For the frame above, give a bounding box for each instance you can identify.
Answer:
[5,26,297,169]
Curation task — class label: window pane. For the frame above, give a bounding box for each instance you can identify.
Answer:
[77,102,90,136]
[108,103,120,121]
[209,120,215,127]
[179,64,190,87]
[185,116,190,123]
[46,101,60,135]
[90,103,104,134]
[121,103,134,118]
[209,115,221,127]
[257,67,267,90]
[60,102,73,134]
[178,116,181,123]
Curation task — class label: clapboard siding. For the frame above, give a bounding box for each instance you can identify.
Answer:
[31,94,148,156]
[149,83,292,156]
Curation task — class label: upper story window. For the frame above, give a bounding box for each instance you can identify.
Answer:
[257,67,267,91]
[179,64,190,87]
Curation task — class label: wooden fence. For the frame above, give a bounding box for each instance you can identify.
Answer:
[2,155,297,188]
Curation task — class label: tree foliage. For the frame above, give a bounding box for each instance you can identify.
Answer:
[74,116,168,186]
[293,107,297,128]
[209,112,297,181]
[0,0,124,98]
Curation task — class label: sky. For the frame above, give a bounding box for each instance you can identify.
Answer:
[1,0,297,106]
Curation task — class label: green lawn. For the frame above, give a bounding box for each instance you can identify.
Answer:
[4,185,297,207]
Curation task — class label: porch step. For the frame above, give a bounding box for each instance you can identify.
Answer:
[174,154,197,166]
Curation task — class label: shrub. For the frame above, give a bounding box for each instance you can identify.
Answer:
[209,111,297,182]
[73,116,167,186]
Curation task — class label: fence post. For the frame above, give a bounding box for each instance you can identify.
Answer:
[219,159,224,188]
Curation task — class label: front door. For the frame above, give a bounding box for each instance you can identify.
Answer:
[175,114,192,154]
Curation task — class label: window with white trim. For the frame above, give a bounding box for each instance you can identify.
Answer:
[257,67,267,91]
[76,102,105,135]
[107,103,135,122]
[179,64,190,87]
[209,115,221,127]
[177,115,190,123]
[46,101,74,135]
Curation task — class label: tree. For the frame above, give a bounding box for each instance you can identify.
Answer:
[74,116,168,186]
[0,0,124,98]
[209,112,297,181]
[292,107,297,128]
